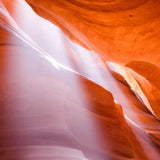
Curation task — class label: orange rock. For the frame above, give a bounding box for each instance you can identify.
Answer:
[24,0,160,120]
[1,0,160,159]
[25,0,160,66]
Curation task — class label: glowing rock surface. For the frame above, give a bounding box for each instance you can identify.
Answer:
[0,0,160,160]
[24,0,160,120]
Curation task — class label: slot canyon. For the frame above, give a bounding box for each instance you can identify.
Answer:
[0,0,160,159]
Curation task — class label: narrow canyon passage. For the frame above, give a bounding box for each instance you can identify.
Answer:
[0,0,160,160]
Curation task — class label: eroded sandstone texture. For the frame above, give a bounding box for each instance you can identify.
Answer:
[24,0,160,120]
[0,0,160,160]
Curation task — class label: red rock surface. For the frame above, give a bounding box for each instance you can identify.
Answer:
[24,0,160,120]
[0,0,160,159]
